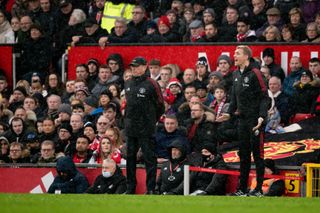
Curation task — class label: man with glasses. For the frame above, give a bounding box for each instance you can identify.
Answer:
[7,142,28,163]
[124,56,164,194]
[35,140,56,163]
[128,5,148,39]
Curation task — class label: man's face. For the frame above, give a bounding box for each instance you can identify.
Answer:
[226,8,238,24]
[20,16,32,32]
[189,96,200,109]
[169,84,181,95]
[10,145,22,160]
[203,13,214,25]
[183,69,195,84]
[309,62,320,76]
[0,80,7,92]
[237,22,249,34]
[61,3,72,14]
[218,59,231,75]
[13,90,25,102]
[289,57,301,72]
[234,48,248,67]
[103,108,116,121]
[214,88,225,101]
[114,21,127,36]
[59,128,71,140]
[70,115,83,132]
[108,60,119,72]
[102,161,116,174]
[99,67,112,82]
[12,120,23,135]
[41,144,54,159]
[42,120,55,134]
[205,24,217,38]
[85,24,98,36]
[149,65,160,77]
[76,66,88,80]
[96,117,109,134]
[267,14,280,25]
[131,65,147,77]
[76,137,89,152]
[47,96,60,110]
[14,108,27,120]
[171,147,182,159]
[268,77,281,94]
[164,118,178,133]
[191,104,204,120]
[95,0,105,8]
[40,0,50,12]
[167,13,176,24]
[66,80,75,93]
[160,68,171,83]
[184,87,196,101]
[263,56,273,65]
[132,8,144,23]
[252,0,265,14]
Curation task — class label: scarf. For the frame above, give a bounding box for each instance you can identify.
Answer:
[211,97,226,117]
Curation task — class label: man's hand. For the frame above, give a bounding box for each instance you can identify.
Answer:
[98,37,108,49]
[252,117,264,131]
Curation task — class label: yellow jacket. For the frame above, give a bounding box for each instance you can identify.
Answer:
[100,2,134,33]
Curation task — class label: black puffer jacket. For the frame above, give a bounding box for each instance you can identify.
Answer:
[48,156,89,194]
[86,166,127,194]
[124,73,164,137]
[292,81,319,114]
[190,154,228,195]
[156,139,189,195]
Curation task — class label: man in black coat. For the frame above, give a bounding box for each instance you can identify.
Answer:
[124,56,165,194]
[226,45,270,196]
[86,159,127,194]
[48,156,89,193]
[189,143,228,195]
[156,139,189,195]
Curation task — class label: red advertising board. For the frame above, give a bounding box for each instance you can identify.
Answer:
[67,44,320,80]
[0,45,13,87]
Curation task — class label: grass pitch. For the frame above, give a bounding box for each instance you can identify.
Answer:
[1,194,319,213]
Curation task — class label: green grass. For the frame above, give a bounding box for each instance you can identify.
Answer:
[1,194,319,213]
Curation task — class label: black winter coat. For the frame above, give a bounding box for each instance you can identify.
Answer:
[190,154,228,195]
[86,166,127,194]
[124,74,164,137]
[292,82,319,114]
[48,156,89,194]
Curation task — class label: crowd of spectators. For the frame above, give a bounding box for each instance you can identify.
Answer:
[0,0,320,195]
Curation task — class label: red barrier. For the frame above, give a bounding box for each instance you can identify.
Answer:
[0,45,13,87]
[67,44,320,80]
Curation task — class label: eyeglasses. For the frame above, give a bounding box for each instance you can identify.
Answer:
[98,122,108,125]
[10,149,22,152]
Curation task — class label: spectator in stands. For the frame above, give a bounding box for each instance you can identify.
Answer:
[125,56,164,194]
[39,117,58,142]
[37,0,56,38]
[280,24,296,42]
[86,159,126,194]
[70,113,83,138]
[3,117,30,143]
[6,142,29,163]
[98,89,113,109]
[61,80,75,103]
[87,58,99,85]
[315,11,320,31]
[71,17,109,46]
[250,0,268,30]
[55,103,72,127]
[0,136,10,163]
[33,140,57,163]
[82,96,99,123]
[155,114,189,163]
[187,102,216,154]
[202,8,215,26]
[182,68,196,88]
[192,0,205,20]
[216,55,234,96]
[127,5,147,39]
[83,122,96,144]
[157,15,180,42]
[226,45,269,197]
[89,136,121,164]
[107,83,121,104]
[195,57,209,84]
[88,0,105,25]
[309,58,320,80]
[8,86,27,113]
[88,115,111,152]
[55,122,74,156]
[219,6,238,42]
[184,19,204,42]
[0,9,14,43]
[74,87,90,102]
[262,48,285,83]
[189,143,227,195]
[139,20,164,43]
[105,126,123,149]
[283,56,305,97]
[106,53,125,87]
[179,7,195,37]
[288,7,306,42]
[91,65,119,98]
[159,66,173,86]
[10,16,20,42]
[156,139,189,195]
[48,156,89,193]
[17,15,32,44]
[72,135,92,163]
[236,17,257,42]
[45,73,65,97]
[256,7,283,38]
[207,71,223,94]
[166,9,181,36]
[249,159,285,196]
[292,70,319,115]
[148,59,161,81]
[302,22,320,43]
[197,23,219,42]
[259,25,281,42]
[75,64,89,83]
[46,94,61,119]
[99,17,138,47]
[102,102,121,128]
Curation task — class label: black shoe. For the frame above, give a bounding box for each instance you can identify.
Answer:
[144,190,155,195]
[230,190,247,197]
[247,189,263,197]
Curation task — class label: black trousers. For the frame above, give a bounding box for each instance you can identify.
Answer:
[237,118,264,192]
[126,136,157,193]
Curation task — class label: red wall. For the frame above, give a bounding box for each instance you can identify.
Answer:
[0,45,13,87]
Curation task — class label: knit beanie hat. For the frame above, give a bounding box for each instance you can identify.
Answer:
[196,56,208,67]
[262,48,275,60]
[167,78,182,89]
[158,16,170,28]
[202,143,217,155]
[217,55,232,66]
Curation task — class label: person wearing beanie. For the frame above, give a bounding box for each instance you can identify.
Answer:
[156,139,189,195]
[188,143,227,196]
[196,56,209,85]
[165,78,184,113]
[207,71,224,93]
[8,86,28,112]
[157,15,180,42]
[216,54,234,96]
[250,159,285,196]
[262,47,285,82]
[291,69,319,116]
[55,103,72,127]
[203,8,216,25]
[139,20,165,43]
[106,53,124,87]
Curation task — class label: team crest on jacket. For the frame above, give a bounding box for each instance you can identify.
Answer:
[244,77,249,83]
[139,88,146,94]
